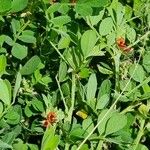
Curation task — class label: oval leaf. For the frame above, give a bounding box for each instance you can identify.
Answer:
[20,55,41,75]
[81,30,97,58]
[105,113,127,135]
[99,17,114,36]
[0,0,12,13]
[0,55,6,76]
[18,34,36,44]
[10,0,28,13]
[11,43,27,60]
[87,73,97,100]
[0,79,11,105]
[129,64,145,83]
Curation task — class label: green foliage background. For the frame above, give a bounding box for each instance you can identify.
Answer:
[0,0,150,149]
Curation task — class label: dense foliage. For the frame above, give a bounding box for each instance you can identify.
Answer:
[0,0,150,149]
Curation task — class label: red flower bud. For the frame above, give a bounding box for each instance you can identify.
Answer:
[116,37,132,53]
[43,111,57,128]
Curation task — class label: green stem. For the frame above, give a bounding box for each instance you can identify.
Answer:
[64,143,70,150]
[14,20,30,42]
[132,119,145,150]
[125,76,150,97]
[114,52,121,92]
[67,73,76,123]
[121,103,141,114]
[96,140,103,150]
[126,31,150,49]
[49,41,68,64]
[55,75,68,113]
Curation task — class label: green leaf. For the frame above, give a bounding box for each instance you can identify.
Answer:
[41,126,60,150]
[106,32,116,46]
[87,73,97,100]
[0,48,7,54]
[0,102,3,114]
[22,30,34,35]
[11,19,20,34]
[88,45,105,57]
[31,98,44,112]
[58,2,69,14]
[133,0,145,17]
[142,83,150,93]
[0,0,12,13]
[143,51,150,73]
[82,117,94,133]
[5,80,12,104]
[18,34,36,44]
[20,56,41,75]
[13,139,28,150]
[125,5,133,20]
[2,125,21,145]
[76,0,110,10]
[97,64,113,74]
[99,17,114,36]
[28,144,39,150]
[105,112,127,135]
[0,140,13,149]
[4,35,13,46]
[96,79,111,109]
[47,3,61,14]
[10,0,28,13]
[5,109,20,125]
[24,105,33,117]
[96,94,109,110]
[61,82,70,96]
[79,68,90,78]
[69,125,85,141]
[0,79,11,105]
[11,43,28,60]
[58,61,67,82]
[129,64,145,83]
[126,25,136,42]
[58,35,70,49]
[147,13,150,28]
[51,16,71,27]
[64,47,81,70]
[47,3,69,15]
[88,9,105,26]
[120,79,133,92]
[0,35,13,46]
[98,109,115,135]
[13,72,21,102]
[0,54,6,76]
[0,35,5,46]
[98,79,111,96]
[39,75,52,86]
[136,144,149,150]
[81,30,97,58]
[80,144,89,150]
[75,4,93,16]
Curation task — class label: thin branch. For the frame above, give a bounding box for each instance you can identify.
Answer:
[55,75,68,112]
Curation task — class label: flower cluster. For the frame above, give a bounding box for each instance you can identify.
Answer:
[116,37,132,52]
[43,112,57,127]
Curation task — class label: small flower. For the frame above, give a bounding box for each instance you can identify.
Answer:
[116,37,125,47]
[43,120,49,127]
[47,112,57,124]
[50,0,57,4]
[43,111,57,128]
[116,37,132,53]
[71,0,77,3]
